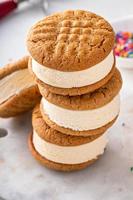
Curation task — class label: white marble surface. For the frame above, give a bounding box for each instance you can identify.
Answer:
[0,1,133,200]
[0,70,133,200]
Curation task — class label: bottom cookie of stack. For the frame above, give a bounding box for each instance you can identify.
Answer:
[29,105,108,171]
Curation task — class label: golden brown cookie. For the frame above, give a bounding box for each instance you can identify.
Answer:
[39,68,122,110]
[40,106,117,137]
[0,56,41,118]
[39,68,122,136]
[29,133,98,172]
[27,10,115,71]
[29,105,107,171]
[28,57,116,96]
[32,105,102,146]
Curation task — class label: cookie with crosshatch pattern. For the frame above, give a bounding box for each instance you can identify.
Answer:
[27,10,115,96]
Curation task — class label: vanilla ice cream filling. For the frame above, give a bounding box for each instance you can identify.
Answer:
[33,130,108,164]
[0,69,35,104]
[42,95,120,131]
[32,51,114,88]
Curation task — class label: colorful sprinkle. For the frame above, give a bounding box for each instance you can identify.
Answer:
[114,31,133,58]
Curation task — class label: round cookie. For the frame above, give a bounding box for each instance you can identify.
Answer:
[29,134,98,172]
[28,57,115,96]
[40,107,117,137]
[27,10,115,71]
[32,105,103,145]
[40,68,122,110]
[40,68,122,136]
[0,56,41,118]
[27,10,115,96]
[29,105,107,171]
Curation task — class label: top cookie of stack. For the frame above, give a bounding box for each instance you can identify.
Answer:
[27,10,115,96]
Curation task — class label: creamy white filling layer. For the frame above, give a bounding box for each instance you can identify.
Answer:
[33,130,108,164]
[41,95,120,131]
[32,51,114,88]
[0,69,35,104]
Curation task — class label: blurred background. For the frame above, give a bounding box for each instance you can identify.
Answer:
[0,0,133,66]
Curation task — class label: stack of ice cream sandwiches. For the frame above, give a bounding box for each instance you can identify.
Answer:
[27,10,122,171]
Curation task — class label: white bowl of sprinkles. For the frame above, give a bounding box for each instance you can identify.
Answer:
[111,15,133,69]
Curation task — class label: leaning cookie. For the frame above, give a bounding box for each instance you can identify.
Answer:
[27,10,115,96]
[28,105,107,171]
[0,56,41,118]
[40,68,122,136]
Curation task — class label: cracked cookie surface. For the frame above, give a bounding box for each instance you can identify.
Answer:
[40,68,122,110]
[32,105,102,146]
[27,10,115,71]
[28,57,116,96]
